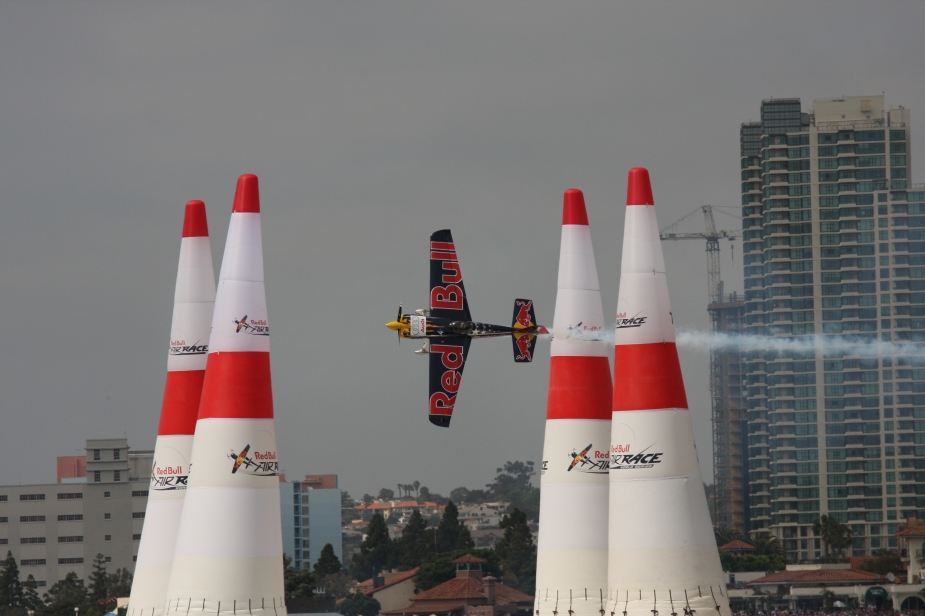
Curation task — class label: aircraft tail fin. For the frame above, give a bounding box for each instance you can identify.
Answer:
[512,333,537,363]
[512,298,537,329]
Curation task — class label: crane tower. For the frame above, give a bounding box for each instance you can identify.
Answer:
[659,206,748,533]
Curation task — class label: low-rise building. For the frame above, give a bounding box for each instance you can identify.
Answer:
[457,503,508,531]
[381,555,532,616]
[280,474,343,571]
[0,438,151,588]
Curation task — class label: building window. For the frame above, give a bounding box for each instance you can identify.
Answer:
[0,496,6,502]
[20,537,46,544]
[133,556,137,562]
[19,494,45,501]
[0,517,7,523]
[57,514,83,521]
[58,558,84,565]
[113,471,120,482]
[132,491,148,497]
[104,535,111,542]
[104,491,110,498]
[20,516,45,523]
[113,449,120,460]
[133,534,141,541]
[93,450,100,461]
[20,559,46,566]
[0,539,7,545]
[104,513,111,520]
[93,472,101,483]
[58,536,83,543]
[132,512,145,519]
[57,493,82,500]
[105,556,111,563]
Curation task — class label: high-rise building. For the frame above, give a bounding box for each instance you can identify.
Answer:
[740,95,924,560]
[0,438,151,588]
[709,293,748,534]
[280,474,343,571]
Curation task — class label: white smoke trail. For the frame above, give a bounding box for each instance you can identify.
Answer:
[542,326,925,357]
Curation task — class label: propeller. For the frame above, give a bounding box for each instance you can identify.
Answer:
[397,304,402,344]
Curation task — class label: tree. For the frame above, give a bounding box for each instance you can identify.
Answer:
[718,551,786,573]
[341,491,355,509]
[43,572,88,616]
[749,533,785,559]
[336,593,380,616]
[436,501,473,553]
[486,461,535,502]
[857,549,904,576]
[283,556,314,599]
[413,481,420,500]
[0,551,24,610]
[107,568,133,599]
[315,572,353,599]
[350,513,394,581]
[494,508,536,594]
[812,515,853,557]
[399,509,430,569]
[88,553,109,604]
[714,526,743,546]
[449,487,471,504]
[22,575,40,612]
[378,488,394,501]
[313,544,343,577]
[362,494,374,507]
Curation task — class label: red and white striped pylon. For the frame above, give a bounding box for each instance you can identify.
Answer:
[164,175,286,616]
[535,189,612,616]
[129,201,215,616]
[608,168,728,616]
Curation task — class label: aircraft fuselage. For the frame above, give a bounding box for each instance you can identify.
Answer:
[387,314,538,339]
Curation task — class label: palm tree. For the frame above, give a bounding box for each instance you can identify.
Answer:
[413,481,421,500]
[749,532,785,559]
[812,515,853,558]
[714,525,743,547]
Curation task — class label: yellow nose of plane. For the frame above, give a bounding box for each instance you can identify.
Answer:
[386,321,403,331]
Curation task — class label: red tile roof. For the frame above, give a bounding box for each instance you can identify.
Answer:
[453,554,488,564]
[897,523,925,537]
[748,568,883,585]
[380,604,465,615]
[363,568,420,596]
[410,577,532,604]
[720,539,756,551]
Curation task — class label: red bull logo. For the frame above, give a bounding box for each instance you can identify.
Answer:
[514,334,533,361]
[514,299,534,328]
[228,444,279,476]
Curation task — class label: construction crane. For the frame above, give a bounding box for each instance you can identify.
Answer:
[659,205,742,305]
[660,205,744,534]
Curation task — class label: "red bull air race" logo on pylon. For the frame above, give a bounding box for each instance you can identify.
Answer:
[609,443,663,470]
[229,444,279,476]
[565,443,609,474]
[233,315,270,336]
[150,462,189,490]
[169,339,209,356]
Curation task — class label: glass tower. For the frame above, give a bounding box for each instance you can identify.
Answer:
[740,95,924,561]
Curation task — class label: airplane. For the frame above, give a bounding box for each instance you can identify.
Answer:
[386,229,548,427]
[568,444,594,471]
[229,445,253,473]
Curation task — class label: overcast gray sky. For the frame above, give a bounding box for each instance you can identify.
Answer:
[0,2,922,497]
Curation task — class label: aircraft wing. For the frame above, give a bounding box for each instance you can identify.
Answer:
[429,230,472,321]
[428,336,471,427]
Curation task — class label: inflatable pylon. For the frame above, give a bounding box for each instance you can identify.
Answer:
[608,168,729,616]
[535,189,612,616]
[164,175,286,616]
[129,201,215,616]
